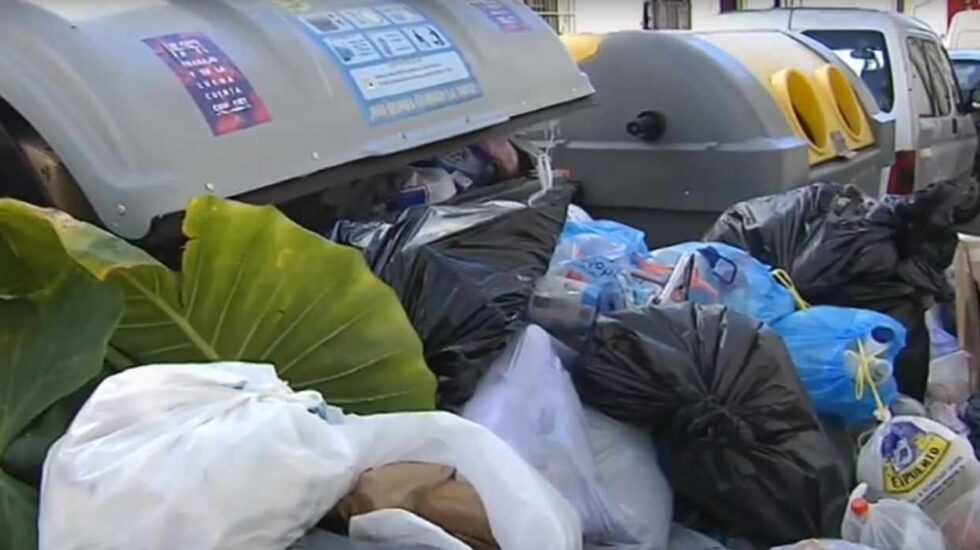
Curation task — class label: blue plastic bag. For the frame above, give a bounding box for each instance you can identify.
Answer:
[771,306,906,427]
[642,242,797,325]
[549,220,652,313]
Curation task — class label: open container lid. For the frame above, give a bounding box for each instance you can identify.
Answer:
[0,0,594,239]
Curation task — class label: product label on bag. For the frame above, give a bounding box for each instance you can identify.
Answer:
[880,420,953,493]
[289,2,482,125]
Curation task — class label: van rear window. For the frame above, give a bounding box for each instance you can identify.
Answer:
[802,30,894,113]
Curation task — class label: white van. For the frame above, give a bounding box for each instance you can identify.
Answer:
[948,9,980,50]
[699,8,977,193]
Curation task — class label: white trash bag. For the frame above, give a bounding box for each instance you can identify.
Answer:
[856,415,980,519]
[840,483,946,550]
[463,325,633,544]
[584,408,672,550]
[40,363,581,550]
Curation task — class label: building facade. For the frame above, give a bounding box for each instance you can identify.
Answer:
[527,0,980,36]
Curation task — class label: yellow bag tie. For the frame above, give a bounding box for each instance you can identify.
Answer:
[772,269,810,310]
[854,338,892,423]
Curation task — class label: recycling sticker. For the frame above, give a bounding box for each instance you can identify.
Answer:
[292,2,482,125]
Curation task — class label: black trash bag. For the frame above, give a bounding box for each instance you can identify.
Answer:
[575,303,849,546]
[705,180,980,400]
[332,187,571,409]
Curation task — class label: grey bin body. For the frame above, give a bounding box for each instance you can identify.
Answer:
[551,31,896,248]
[0,0,592,239]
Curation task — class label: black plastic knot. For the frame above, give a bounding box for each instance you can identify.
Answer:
[672,398,754,447]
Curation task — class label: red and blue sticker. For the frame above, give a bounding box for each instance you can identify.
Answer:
[145,33,271,136]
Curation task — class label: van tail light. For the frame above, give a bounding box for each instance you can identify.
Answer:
[887,151,916,194]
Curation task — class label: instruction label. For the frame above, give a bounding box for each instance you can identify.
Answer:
[145,33,271,136]
[294,3,482,125]
[468,0,531,33]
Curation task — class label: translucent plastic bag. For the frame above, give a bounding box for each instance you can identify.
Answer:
[462,325,632,544]
[643,242,797,325]
[548,219,651,314]
[584,408,672,549]
[770,306,906,426]
[840,484,946,550]
[938,485,980,550]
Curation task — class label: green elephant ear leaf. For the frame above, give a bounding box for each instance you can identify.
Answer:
[0,197,435,413]
[0,271,123,550]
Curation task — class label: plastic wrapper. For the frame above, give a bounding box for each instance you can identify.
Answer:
[857,415,980,520]
[463,325,633,544]
[574,303,849,545]
[706,181,980,400]
[644,241,797,324]
[332,187,571,409]
[840,484,947,550]
[770,306,906,427]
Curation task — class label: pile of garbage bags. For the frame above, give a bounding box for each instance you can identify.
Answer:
[707,181,979,400]
[32,179,980,550]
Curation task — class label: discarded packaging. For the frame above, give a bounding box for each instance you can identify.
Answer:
[646,241,797,325]
[840,484,947,550]
[337,462,497,550]
[462,325,633,544]
[575,303,849,545]
[39,363,582,550]
[857,415,980,520]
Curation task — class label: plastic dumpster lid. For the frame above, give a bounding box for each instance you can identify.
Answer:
[0,0,594,239]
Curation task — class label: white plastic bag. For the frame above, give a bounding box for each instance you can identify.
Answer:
[343,411,582,550]
[463,325,632,544]
[349,509,470,550]
[39,363,357,550]
[937,486,980,550]
[840,483,946,550]
[856,416,980,520]
[584,408,672,550]
[40,363,582,550]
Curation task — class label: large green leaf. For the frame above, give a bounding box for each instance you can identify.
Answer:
[0,197,435,413]
[0,272,122,550]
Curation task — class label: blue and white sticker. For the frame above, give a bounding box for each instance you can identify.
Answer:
[294,2,482,125]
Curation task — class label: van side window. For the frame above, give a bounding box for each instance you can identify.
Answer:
[924,41,957,114]
[802,30,893,113]
[907,37,950,117]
